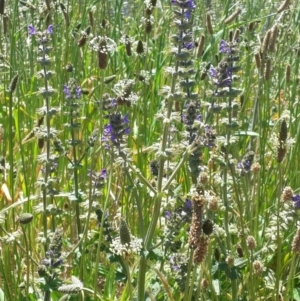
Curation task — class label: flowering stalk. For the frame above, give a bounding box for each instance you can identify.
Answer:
[138,0,196,299]
[63,78,83,237]
[28,25,57,247]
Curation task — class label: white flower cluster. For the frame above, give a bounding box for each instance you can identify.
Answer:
[110,235,143,257]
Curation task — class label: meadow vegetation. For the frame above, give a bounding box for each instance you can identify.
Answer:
[0,0,299,300]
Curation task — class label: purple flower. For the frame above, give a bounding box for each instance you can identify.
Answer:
[219,40,232,54]
[47,25,54,34]
[184,199,192,211]
[171,0,195,9]
[209,66,232,87]
[292,194,300,209]
[171,0,195,19]
[183,42,194,50]
[63,80,82,100]
[63,85,71,99]
[76,86,82,99]
[28,25,36,35]
[102,113,130,147]
[165,211,171,219]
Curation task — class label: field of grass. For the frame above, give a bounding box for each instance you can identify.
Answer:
[0,0,299,300]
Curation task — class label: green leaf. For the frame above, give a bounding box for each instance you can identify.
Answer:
[234,131,259,137]
[293,288,300,301]
[228,267,239,280]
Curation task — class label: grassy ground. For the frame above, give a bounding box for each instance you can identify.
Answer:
[0,0,300,300]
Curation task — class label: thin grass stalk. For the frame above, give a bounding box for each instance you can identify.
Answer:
[8,0,19,210]
[20,225,30,298]
[275,165,283,300]
[284,255,297,300]
[123,261,133,301]
[183,250,194,301]
[138,9,182,294]
[187,266,197,301]
[93,150,114,300]
[123,165,145,239]
[0,254,12,300]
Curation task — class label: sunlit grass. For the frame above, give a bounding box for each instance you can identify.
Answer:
[0,0,299,300]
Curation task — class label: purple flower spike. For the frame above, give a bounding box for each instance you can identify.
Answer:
[76,86,82,99]
[183,42,194,50]
[63,85,71,99]
[165,211,171,219]
[47,25,54,34]
[101,169,107,179]
[292,194,300,209]
[219,40,231,54]
[28,25,36,36]
[123,114,130,124]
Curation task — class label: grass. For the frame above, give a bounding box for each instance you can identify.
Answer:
[0,0,300,300]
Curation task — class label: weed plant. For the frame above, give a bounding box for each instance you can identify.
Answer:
[0,0,299,300]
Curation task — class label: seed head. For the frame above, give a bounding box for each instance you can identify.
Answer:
[246,235,257,250]
[119,219,131,245]
[292,227,300,252]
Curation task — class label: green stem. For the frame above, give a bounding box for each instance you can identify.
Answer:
[275,165,283,300]
[123,261,133,301]
[93,151,113,300]
[284,254,297,301]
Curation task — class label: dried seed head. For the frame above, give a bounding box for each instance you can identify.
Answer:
[188,194,205,248]
[88,10,94,28]
[251,162,261,173]
[292,227,300,252]
[9,74,18,93]
[262,30,271,54]
[285,64,291,83]
[253,260,263,275]
[281,186,293,202]
[202,219,214,235]
[254,52,261,69]
[193,235,209,264]
[224,8,242,24]
[277,0,290,13]
[201,279,209,290]
[268,25,278,52]
[0,0,5,15]
[198,172,208,185]
[206,14,214,35]
[208,195,218,211]
[246,236,257,250]
[98,50,108,69]
[18,213,33,224]
[119,219,131,245]
[236,244,244,257]
[264,59,271,81]
[233,29,240,42]
[279,120,288,142]
[136,40,144,54]
[197,34,205,58]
